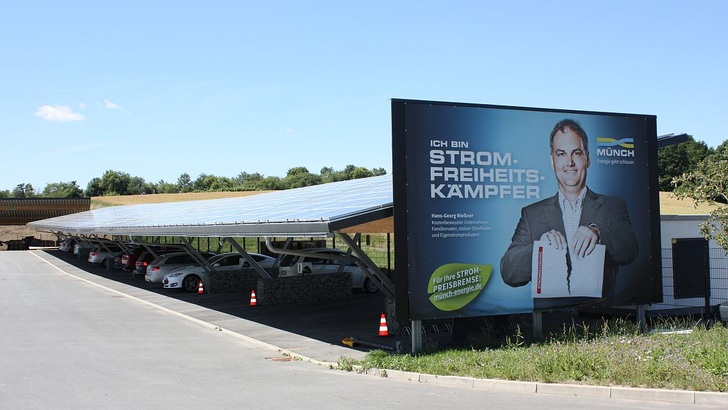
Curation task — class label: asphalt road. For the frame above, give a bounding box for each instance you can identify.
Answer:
[0,250,724,409]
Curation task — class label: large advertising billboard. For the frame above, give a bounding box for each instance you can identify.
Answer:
[392,99,662,321]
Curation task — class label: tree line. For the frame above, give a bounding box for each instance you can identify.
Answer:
[2,136,726,200]
[0,165,387,198]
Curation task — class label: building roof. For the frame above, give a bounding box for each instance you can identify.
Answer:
[1,198,90,225]
[28,175,393,237]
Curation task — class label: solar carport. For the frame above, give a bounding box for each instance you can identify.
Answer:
[28,175,396,304]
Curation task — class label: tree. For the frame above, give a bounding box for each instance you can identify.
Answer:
[657,137,712,191]
[12,183,35,198]
[715,139,728,156]
[673,146,728,249]
[283,167,322,188]
[177,173,193,193]
[193,173,220,192]
[83,170,149,196]
[128,176,153,195]
[156,180,180,194]
[235,172,269,190]
[259,176,283,190]
[209,176,234,191]
[85,177,103,196]
[350,167,373,179]
[42,181,84,198]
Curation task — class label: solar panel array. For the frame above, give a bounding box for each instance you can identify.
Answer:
[28,175,393,237]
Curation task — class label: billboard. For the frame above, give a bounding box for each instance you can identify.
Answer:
[392,99,662,321]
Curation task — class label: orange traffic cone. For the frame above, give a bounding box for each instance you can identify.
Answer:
[197,280,204,294]
[250,289,257,306]
[378,313,389,337]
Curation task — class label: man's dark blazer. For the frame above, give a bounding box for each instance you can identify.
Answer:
[500,188,638,298]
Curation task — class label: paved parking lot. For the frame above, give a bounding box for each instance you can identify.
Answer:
[7,250,728,409]
[36,249,396,363]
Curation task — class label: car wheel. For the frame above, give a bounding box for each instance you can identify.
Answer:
[363,278,379,293]
[182,275,201,292]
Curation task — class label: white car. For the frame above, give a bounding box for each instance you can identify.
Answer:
[278,248,378,292]
[58,238,76,252]
[145,251,215,284]
[163,252,276,292]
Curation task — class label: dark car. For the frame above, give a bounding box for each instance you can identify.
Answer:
[120,245,180,272]
[119,246,146,271]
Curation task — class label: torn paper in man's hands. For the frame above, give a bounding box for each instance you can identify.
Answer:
[531,240,605,298]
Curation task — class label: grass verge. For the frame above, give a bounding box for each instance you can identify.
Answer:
[346,318,728,392]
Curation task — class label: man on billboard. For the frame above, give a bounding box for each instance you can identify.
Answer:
[500,119,638,300]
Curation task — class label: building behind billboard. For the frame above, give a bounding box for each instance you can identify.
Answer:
[392,99,661,321]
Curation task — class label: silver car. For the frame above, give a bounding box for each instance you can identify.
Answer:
[87,244,124,266]
[278,248,378,292]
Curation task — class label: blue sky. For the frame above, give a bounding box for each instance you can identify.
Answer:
[1,1,726,192]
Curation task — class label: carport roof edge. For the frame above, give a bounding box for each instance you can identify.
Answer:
[27,175,393,237]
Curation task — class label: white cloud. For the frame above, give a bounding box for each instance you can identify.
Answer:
[104,99,122,110]
[34,105,85,122]
[79,102,86,109]
[285,126,294,133]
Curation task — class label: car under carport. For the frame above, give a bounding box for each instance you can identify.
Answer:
[27,176,397,314]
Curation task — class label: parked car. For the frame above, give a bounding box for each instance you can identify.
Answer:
[88,244,125,266]
[73,242,93,256]
[163,252,277,292]
[145,251,215,284]
[120,245,180,272]
[58,238,76,252]
[118,246,145,271]
[278,248,378,292]
[133,247,188,276]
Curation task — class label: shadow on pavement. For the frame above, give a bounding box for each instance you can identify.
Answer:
[44,249,397,352]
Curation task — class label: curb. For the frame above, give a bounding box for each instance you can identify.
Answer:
[361,367,728,405]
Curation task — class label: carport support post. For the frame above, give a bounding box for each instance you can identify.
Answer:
[411,320,422,353]
[222,237,271,279]
[532,311,542,340]
[636,304,647,333]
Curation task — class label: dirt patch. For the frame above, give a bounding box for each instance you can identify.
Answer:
[0,226,55,242]
[659,192,718,215]
[91,191,269,208]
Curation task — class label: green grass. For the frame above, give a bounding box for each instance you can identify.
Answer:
[346,318,728,392]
